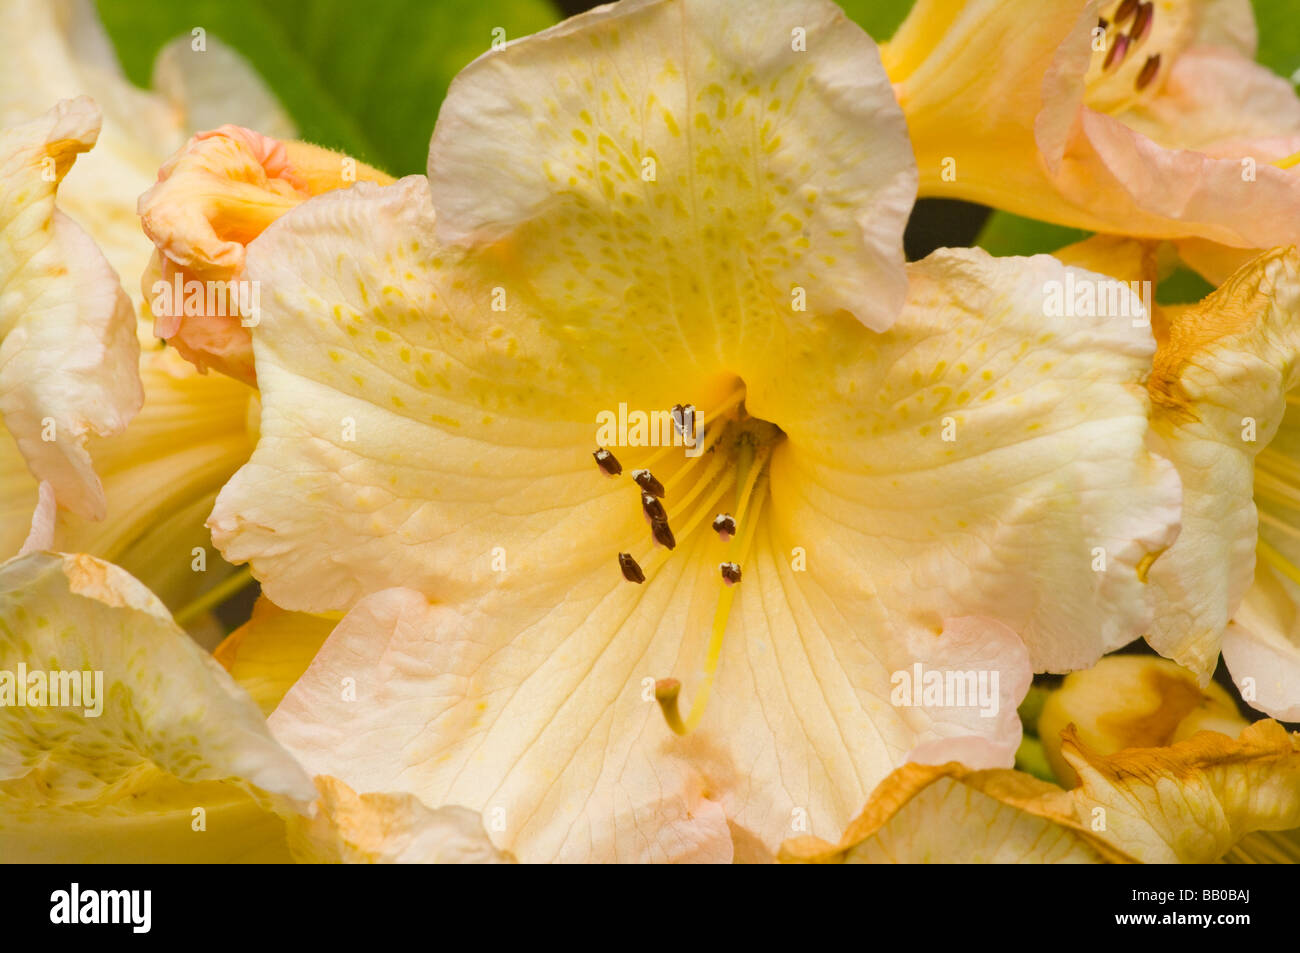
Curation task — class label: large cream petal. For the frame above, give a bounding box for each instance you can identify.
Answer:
[428,0,916,333]
[755,247,1180,673]
[1146,248,1300,679]
[0,98,142,519]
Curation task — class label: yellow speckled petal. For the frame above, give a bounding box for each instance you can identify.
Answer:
[0,551,318,860]
[757,247,1180,673]
[0,98,142,519]
[429,0,915,332]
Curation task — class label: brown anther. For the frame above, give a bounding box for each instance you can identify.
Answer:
[641,492,667,525]
[1135,53,1160,91]
[720,562,742,586]
[618,552,645,584]
[1113,0,1138,24]
[1098,17,1109,31]
[1130,2,1153,43]
[712,513,737,541]
[632,468,665,497]
[593,448,622,477]
[651,518,676,550]
[1103,33,1129,70]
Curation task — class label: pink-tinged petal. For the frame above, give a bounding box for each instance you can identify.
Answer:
[1221,618,1300,722]
[268,587,735,863]
[138,125,392,384]
[901,616,1032,771]
[16,480,55,557]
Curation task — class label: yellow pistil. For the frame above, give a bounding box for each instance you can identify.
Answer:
[669,444,771,735]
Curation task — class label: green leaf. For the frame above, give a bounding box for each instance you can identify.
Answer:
[836,0,916,42]
[976,211,1089,258]
[1252,0,1300,81]
[95,0,562,176]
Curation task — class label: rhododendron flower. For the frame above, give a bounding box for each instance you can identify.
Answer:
[886,0,1300,249]
[207,0,1183,862]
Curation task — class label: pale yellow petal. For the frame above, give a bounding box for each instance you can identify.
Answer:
[779,761,1128,864]
[215,595,336,715]
[0,98,142,518]
[0,347,254,612]
[1147,248,1300,678]
[1037,655,1248,787]
[0,551,317,860]
[1061,720,1300,863]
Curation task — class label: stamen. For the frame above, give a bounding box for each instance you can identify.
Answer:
[1104,33,1130,70]
[654,679,686,735]
[1098,17,1109,31]
[1130,2,1153,43]
[658,444,772,736]
[712,513,736,541]
[593,447,622,476]
[719,562,742,585]
[632,469,665,497]
[1135,53,1160,91]
[1113,0,1138,24]
[618,552,645,584]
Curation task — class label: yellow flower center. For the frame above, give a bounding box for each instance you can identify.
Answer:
[1085,0,1177,111]
[592,378,786,734]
